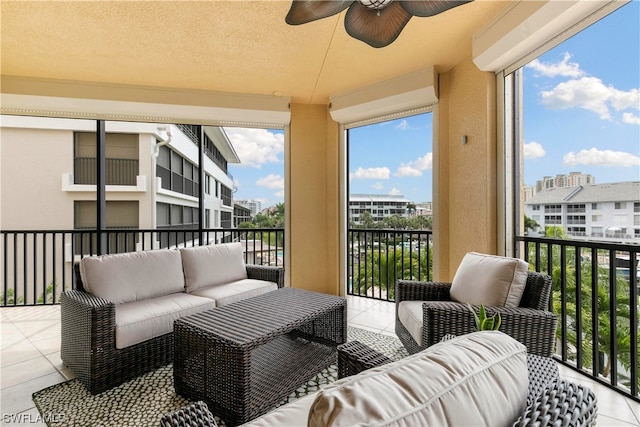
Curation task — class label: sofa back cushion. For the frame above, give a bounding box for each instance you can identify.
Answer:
[79,249,184,304]
[308,331,528,427]
[180,243,248,293]
[450,251,529,307]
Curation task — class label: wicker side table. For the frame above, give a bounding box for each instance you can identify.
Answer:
[173,288,346,426]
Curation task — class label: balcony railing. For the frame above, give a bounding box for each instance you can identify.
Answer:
[516,235,639,403]
[1,228,284,307]
[347,228,433,301]
[74,157,139,185]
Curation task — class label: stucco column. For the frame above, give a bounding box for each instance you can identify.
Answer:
[286,103,340,295]
[434,57,497,280]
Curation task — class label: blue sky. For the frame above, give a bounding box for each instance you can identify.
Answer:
[227,1,639,209]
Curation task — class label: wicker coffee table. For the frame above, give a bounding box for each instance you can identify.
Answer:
[173,287,347,426]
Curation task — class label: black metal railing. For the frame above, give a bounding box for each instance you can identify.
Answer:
[1,228,284,307]
[74,157,139,185]
[516,235,639,403]
[347,229,433,301]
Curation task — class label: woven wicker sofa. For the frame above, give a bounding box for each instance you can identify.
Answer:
[164,332,597,426]
[61,242,284,394]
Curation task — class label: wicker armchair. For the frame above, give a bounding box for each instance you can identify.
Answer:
[395,271,558,357]
[61,262,284,394]
[338,340,598,427]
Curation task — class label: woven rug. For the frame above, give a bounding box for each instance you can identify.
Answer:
[33,327,408,427]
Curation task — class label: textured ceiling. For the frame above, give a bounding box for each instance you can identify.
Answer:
[1,1,509,105]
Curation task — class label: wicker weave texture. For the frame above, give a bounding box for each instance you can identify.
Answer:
[173,288,346,426]
[395,271,558,357]
[159,401,218,427]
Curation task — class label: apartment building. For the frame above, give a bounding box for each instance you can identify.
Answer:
[1,116,239,248]
[524,182,640,243]
[235,199,262,217]
[349,194,412,225]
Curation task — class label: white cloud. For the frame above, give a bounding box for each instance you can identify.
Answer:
[389,187,402,196]
[623,112,640,125]
[523,141,546,159]
[256,174,285,190]
[353,166,390,179]
[395,119,412,130]
[396,153,432,177]
[526,52,585,78]
[224,127,284,168]
[609,87,640,112]
[563,148,640,167]
[540,76,613,119]
[372,182,384,190]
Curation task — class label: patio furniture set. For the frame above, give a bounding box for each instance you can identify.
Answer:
[60,246,598,426]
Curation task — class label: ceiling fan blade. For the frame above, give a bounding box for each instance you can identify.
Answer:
[344,1,412,48]
[398,0,473,18]
[286,1,353,25]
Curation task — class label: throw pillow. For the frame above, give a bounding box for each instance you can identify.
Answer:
[449,251,529,307]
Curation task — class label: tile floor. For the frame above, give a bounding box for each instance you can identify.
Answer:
[1,297,638,426]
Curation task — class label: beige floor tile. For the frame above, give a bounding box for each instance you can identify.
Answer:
[0,323,26,351]
[30,335,60,356]
[1,356,57,390]
[1,339,42,367]
[596,414,640,426]
[0,371,66,415]
[349,310,394,331]
[12,320,59,342]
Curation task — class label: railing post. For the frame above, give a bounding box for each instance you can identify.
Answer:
[96,120,107,255]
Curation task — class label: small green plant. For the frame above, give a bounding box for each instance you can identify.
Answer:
[468,304,501,331]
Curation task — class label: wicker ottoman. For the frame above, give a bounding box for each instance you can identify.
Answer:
[173,288,347,426]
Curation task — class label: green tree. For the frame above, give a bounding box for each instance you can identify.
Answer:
[353,246,432,299]
[358,212,375,228]
[524,215,539,231]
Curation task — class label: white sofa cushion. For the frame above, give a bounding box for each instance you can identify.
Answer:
[450,252,529,307]
[307,331,529,427]
[180,243,248,293]
[242,394,317,427]
[190,279,278,307]
[79,249,184,304]
[115,293,215,349]
[397,300,425,346]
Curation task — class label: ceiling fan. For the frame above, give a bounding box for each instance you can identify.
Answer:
[285,0,473,48]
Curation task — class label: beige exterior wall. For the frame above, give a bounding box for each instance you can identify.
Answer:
[433,57,497,281]
[288,103,340,295]
[1,126,76,230]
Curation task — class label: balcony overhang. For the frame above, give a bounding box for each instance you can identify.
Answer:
[0,76,291,129]
[472,0,629,73]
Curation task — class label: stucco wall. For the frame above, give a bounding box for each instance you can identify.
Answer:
[288,103,340,295]
[434,57,497,280]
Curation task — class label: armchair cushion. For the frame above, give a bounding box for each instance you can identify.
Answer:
[79,249,184,304]
[450,252,529,307]
[307,331,529,427]
[180,243,248,293]
[397,301,425,346]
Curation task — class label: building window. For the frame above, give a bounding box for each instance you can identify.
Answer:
[567,215,585,225]
[591,226,603,237]
[635,202,640,213]
[74,132,139,185]
[567,204,585,213]
[615,202,627,210]
[74,200,139,254]
[221,185,232,207]
[634,215,640,226]
[567,227,586,236]
[544,204,562,213]
[592,215,602,222]
[156,145,199,197]
[544,215,562,224]
[532,205,540,211]
[592,203,599,210]
[205,175,211,195]
[205,209,210,228]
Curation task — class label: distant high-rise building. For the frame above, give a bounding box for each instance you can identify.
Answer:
[535,172,595,193]
[235,199,262,217]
